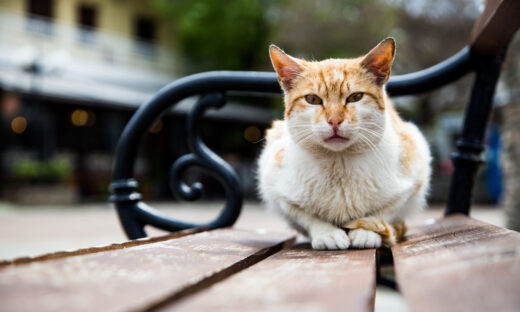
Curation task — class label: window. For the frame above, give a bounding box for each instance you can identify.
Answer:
[133,16,157,56]
[77,4,98,44]
[134,17,156,43]
[26,0,54,35]
[27,0,54,19]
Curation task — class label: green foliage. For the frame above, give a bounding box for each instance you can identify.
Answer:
[151,0,401,73]
[268,0,400,60]
[152,0,272,72]
[11,158,72,183]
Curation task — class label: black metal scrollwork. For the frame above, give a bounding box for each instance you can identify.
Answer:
[168,93,242,230]
[110,71,281,239]
[109,94,244,239]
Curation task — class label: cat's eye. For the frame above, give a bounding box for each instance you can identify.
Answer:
[304,94,323,105]
[346,92,364,103]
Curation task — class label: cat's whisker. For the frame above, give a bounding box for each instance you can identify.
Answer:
[356,133,388,168]
[293,132,315,145]
[252,137,266,144]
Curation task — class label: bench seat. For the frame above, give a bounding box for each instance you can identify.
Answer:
[393,215,520,312]
[1,215,519,312]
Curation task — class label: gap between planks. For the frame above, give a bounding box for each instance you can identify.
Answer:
[0,228,296,312]
[154,244,378,312]
[0,227,206,267]
[141,237,296,312]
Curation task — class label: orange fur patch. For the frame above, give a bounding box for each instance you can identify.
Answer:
[343,217,407,247]
[398,131,416,174]
[274,148,285,168]
[285,100,306,117]
[325,105,345,124]
[313,107,327,124]
[345,105,358,124]
[364,92,385,111]
[392,221,407,239]
[389,106,417,175]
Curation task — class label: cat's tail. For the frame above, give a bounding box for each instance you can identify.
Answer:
[343,217,407,247]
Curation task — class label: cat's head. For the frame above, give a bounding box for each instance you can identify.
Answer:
[270,38,395,153]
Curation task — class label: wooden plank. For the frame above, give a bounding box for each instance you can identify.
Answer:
[470,0,520,56]
[392,215,520,312]
[0,228,204,266]
[161,244,376,312]
[0,228,295,312]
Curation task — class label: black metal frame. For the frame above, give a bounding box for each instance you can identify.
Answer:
[110,46,505,239]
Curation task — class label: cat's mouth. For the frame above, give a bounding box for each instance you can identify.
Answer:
[325,134,349,143]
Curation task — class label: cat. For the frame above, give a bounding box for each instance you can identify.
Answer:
[257,38,431,250]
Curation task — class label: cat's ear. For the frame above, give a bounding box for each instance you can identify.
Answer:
[269,45,303,91]
[361,38,395,85]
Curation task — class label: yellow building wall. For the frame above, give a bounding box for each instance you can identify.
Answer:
[0,0,177,72]
[53,0,170,39]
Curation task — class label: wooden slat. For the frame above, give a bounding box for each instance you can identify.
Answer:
[0,228,295,312]
[162,244,376,312]
[0,228,204,266]
[392,215,520,312]
[470,0,520,56]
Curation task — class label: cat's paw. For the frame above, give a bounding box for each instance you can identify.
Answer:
[348,229,382,249]
[311,228,350,250]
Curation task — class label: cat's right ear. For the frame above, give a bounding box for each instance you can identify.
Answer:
[269,45,303,91]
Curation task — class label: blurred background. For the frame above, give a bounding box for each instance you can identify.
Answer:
[1,0,519,258]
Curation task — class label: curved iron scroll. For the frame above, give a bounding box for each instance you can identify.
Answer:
[110,72,282,239]
[169,93,242,229]
[110,47,476,239]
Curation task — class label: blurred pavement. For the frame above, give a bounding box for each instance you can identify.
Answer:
[0,201,505,261]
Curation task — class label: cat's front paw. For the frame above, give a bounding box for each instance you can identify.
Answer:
[311,228,350,250]
[348,229,382,249]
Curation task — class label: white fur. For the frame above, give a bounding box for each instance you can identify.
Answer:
[349,228,382,248]
[258,97,431,250]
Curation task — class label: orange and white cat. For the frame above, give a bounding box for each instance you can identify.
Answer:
[258,38,431,250]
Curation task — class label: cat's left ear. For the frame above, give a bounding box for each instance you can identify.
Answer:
[361,38,395,85]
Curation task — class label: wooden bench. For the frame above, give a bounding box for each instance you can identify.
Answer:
[1,0,520,311]
[1,215,519,311]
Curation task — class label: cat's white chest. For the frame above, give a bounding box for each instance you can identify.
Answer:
[280,144,404,224]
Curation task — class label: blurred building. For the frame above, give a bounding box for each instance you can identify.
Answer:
[0,0,179,203]
[1,0,178,104]
[0,0,275,203]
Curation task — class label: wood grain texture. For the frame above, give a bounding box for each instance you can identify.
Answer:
[470,0,520,55]
[392,215,520,312]
[0,228,204,267]
[0,228,295,312]
[163,243,376,312]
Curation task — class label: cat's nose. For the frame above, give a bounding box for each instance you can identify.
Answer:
[327,117,343,132]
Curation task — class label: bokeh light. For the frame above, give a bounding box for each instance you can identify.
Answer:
[11,116,27,134]
[244,126,261,143]
[149,119,163,133]
[71,109,89,127]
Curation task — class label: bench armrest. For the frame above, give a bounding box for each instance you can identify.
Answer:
[470,0,520,56]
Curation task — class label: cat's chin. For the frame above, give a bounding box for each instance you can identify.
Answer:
[320,137,354,152]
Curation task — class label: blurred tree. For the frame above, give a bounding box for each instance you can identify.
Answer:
[267,0,399,60]
[392,0,476,127]
[152,0,272,72]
